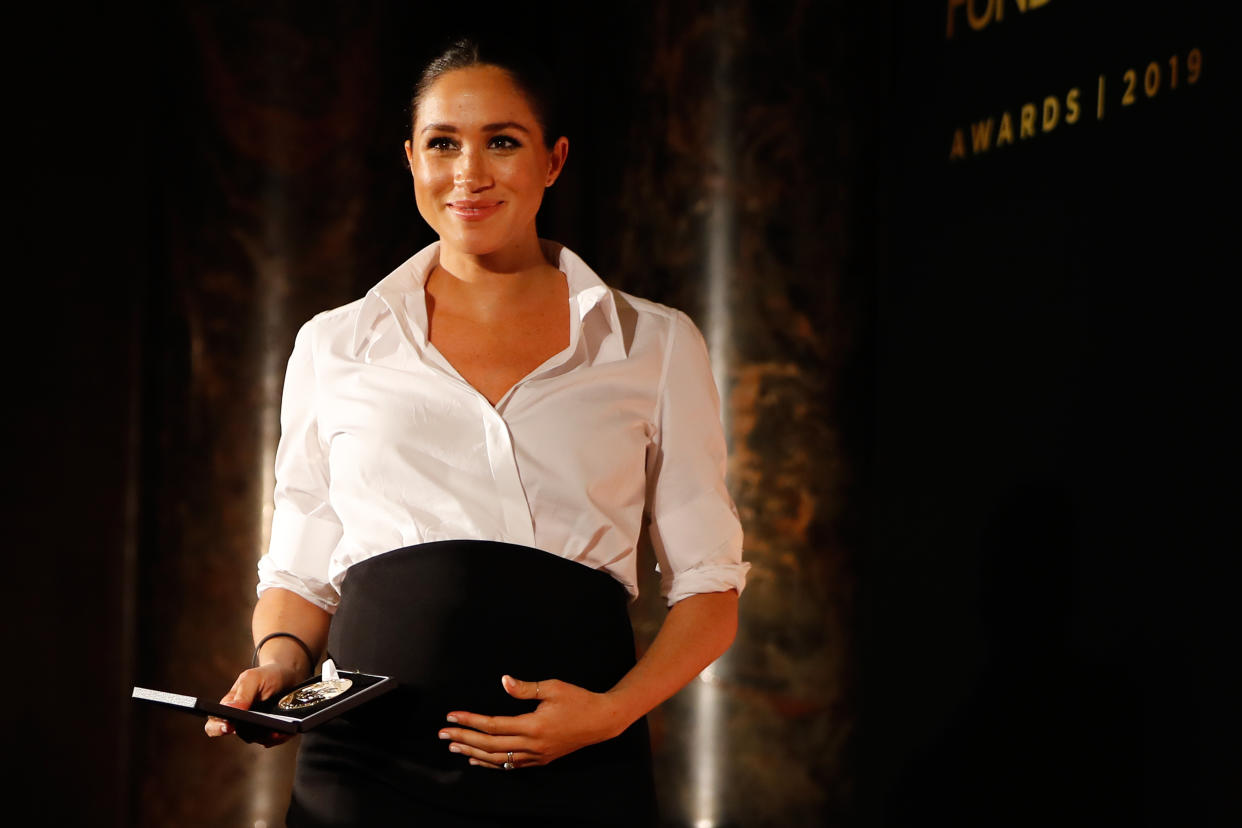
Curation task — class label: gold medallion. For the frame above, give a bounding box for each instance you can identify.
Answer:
[276,678,353,711]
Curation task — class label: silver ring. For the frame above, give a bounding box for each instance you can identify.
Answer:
[503,751,515,770]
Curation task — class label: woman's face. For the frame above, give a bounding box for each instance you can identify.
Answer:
[406,65,568,259]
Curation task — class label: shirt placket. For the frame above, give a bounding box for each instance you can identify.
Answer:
[477,397,536,548]
[479,295,608,548]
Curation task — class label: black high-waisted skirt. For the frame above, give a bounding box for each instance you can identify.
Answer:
[286,540,657,827]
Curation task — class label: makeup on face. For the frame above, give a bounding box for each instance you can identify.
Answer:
[405,66,566,261]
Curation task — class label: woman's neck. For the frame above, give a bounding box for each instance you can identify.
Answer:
[437,234,550,283]
[429,236,564,326]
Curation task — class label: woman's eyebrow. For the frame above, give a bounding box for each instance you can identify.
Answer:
[420,121,532,135]
[482,121,531,134]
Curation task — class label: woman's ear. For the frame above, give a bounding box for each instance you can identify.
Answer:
[545,136,569,187]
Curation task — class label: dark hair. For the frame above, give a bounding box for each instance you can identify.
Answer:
[409,37,562,149]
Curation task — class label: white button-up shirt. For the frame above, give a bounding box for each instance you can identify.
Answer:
[257,241,748,611]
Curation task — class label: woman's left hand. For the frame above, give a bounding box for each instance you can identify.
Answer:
[439,675,633,769]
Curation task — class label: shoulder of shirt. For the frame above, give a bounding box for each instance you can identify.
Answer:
[291,296,369,352]
[296,246,429,336]
[609,288,675,319]
[547,240,685,327]
[607,287,705,343]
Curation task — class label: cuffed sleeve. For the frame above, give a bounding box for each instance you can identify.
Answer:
[256,319,343,612]
[645,311,749,606]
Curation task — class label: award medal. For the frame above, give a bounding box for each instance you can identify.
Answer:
[277,678,353,710]
[276,658,352,711]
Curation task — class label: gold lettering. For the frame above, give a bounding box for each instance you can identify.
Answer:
[1020,103,1036,138]
[967,0,992,31]
[996,112,1015,146]
[1144,61,1161,97]
[1005,0,1051,18]
[947,0,967,38]
[1041,95,1059,132]
[943,38,1209,169]
[970,118,995,153]
[1065,87,1081,124]
[947,0,1049,40]
[1122,69,1137,105]
[950,128,967,160]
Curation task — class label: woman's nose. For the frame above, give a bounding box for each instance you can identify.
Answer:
[454,148,492,189]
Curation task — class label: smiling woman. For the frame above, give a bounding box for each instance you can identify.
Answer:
[204,36,748,827]
[407,63,569,271]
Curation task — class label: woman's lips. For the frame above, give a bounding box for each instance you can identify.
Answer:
[447,200,502,221]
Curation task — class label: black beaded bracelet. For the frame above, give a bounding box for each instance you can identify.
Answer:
[251,631,316,675]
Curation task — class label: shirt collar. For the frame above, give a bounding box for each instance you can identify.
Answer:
[350,240,627,364]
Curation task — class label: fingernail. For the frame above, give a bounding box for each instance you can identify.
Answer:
[438,731,450,740]
[449,744,461,753]
[446,715,458,723]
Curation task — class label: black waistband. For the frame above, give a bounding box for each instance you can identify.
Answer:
[328,540,631,694]
[292,541,655,826]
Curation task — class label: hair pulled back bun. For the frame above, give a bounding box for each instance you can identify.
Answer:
[409,36,562,149]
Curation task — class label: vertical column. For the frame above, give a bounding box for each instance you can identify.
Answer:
[606,1,882,824]
[133,5,385,825]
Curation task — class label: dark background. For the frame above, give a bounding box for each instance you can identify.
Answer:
[7,1,1231,825]
[873,2,1231,826]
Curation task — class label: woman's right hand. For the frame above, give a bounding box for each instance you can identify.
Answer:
[204,663,296,747]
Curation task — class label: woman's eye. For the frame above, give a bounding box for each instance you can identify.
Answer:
[489,134,522,150]
[425,136,457,151]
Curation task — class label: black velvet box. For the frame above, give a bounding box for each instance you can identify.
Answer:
[132,670,396,733]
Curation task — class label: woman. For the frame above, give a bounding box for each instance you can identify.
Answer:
[206,38,748,827]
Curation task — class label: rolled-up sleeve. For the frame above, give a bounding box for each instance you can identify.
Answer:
[256,319,343,612]
[645,311,749,606]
